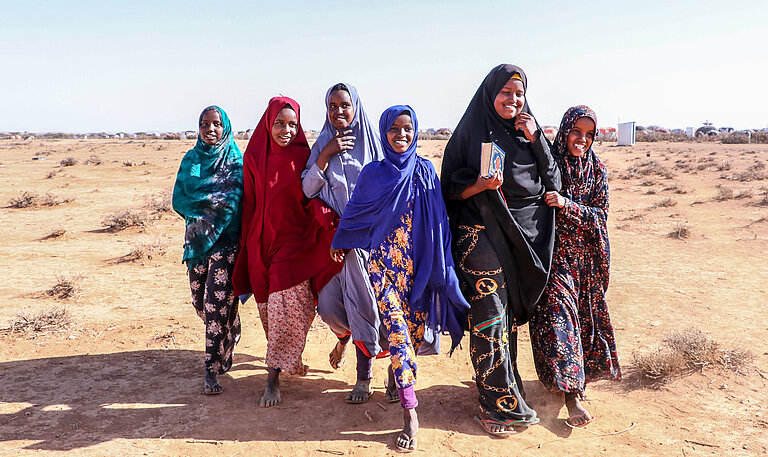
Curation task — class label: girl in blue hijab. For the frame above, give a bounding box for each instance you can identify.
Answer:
[332,105,470,452]
[172,105,244,395]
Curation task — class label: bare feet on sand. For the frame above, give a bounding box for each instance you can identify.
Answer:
[565,391,593,427]
[345,378,373,404]
[261,367,281,407]
[203,371,223,395]
[395,408,418,452]
[329,338,349,370]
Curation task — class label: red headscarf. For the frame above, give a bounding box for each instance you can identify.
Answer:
[232,96,342,302]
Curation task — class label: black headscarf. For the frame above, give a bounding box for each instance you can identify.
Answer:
[440,63,561,324]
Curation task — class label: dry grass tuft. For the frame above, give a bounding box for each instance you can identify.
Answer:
[734,189,753,199]
[46,168,61,179]
[124,240,168,261]
[714,185,734,201]
[42,227,67,240]
[143,191,172,215]
[634,328,754,381]
[46,273,85,300]
[716,160,731,171]
[84,154,102,165]
[668,223,690,239]
[102,209,154,231]
[8,191,72,208]
[60,156,78,167]
[8,307,71,334]
[733,162,767,182]
[625,160,675,179]
[652,197,677,209]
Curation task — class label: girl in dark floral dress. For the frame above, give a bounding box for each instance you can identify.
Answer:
[531,105,621,427]
[172,105,243,395]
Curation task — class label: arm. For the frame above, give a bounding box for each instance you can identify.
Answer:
[545,167,609,240]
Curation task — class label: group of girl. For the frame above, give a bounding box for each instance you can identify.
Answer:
[172,63,621,452]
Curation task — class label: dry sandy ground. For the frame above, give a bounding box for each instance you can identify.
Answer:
[0,139,766,456]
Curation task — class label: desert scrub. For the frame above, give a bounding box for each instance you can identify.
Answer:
[143,191,172,215]
[713,185,734,201]
[633,328,754,381]
[668,223,690,239]
[7,306,71,334]
[102,208,153,231]
[625,160,675,179]
[42,227,67,240]
[60,156,77,167]
[46,272,85,300]
[84,154,102,165]
[651,197,677,209]
[8,191,72,208]
[124,239,168,261]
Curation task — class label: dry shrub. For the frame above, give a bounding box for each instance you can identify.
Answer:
[640,179,657,187]
[9,307,71,334]
[662,184,688,194]
[735,189,753,199]
[60,157,77,167]
[714,186,734,201]
[125,240,168,261]
[84,154,102,165]
[144,191,172,214]
[652,197,677,209]
[43,227,67,240]
[8,191,72,208]
[46,168,61,179]
[716,160,731,171]
[46,273,84,300]
[644,189,656,195]
[734,162,768,182]
[668,223,690,239]
[123,160,149,167]
[102,209,153,231]
[634,328,754,381]
[625,160,675,179]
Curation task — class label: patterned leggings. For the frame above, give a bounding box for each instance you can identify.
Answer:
[188,244,241,374]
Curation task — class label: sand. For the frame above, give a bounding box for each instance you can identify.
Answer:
[0,138,766,456]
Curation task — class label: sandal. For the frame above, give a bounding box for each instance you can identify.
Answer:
[384,381,400,403]
[395,431,417,452]
[474,414,516,436]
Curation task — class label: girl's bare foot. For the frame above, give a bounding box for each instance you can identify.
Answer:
[260,367,281,407]
[395,408,418,452]
[565,391,592,427]
[204,371,223,395]
[345,379,373,404]
[329,339,348,369]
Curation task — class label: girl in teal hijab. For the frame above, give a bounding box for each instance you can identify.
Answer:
[172,105,244,395]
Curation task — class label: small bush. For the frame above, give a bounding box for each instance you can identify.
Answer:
[84,155,102,165]
[144,192,172,214]
[634,328,754,381]
[46,169,61,179]
[714,186,734,201]
[625,160,675,179]
[42,227,67,240]
[9,307,71,334]
[652,197,677,208]
[125,240,168,261]
[102,209,153,231]
[46,273,84,300]
[60,157,77,167]
[734,189,753,199]
[668,223,690,239]
[716,160,731,171]
[8,192,72,208]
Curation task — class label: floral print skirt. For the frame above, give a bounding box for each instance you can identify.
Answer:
[257,279,315,376]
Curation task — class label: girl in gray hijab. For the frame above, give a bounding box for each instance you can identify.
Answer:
[302,83,393,404]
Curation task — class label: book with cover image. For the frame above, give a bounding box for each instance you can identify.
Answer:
[480,141,506,178]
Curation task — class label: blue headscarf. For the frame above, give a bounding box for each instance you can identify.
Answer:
[332,105,469,350]
[172,106,244,267]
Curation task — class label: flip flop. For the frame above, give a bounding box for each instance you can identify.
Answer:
[474,414,517,436]
[345,388,374,404]
[566,414,595,428]
[203,383,223,395]
[384,381,400,403]
[395,431,417,453]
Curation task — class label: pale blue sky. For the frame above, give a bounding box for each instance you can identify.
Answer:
[2,0,766,132]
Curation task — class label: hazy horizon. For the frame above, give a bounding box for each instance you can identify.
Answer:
[2,1,766,133]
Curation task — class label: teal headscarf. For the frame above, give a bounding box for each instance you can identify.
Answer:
[172,106,244,267]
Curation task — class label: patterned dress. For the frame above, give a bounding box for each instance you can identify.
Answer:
[368,203,426,396]
[188,244,241,374]
[530,151,621,393]
[256,280,316,376]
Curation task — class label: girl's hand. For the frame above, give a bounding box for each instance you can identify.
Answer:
[476,169,503,191]
[317,130,355,170]
[544,191,566,208]
[330,248,346,263]
[515,112,539,142]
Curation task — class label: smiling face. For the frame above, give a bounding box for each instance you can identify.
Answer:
[327,89,354,130]
[271,106,299,147]
[566,116,596,157]
[386,113,414,153]
[199,109,224,145]
[493,77,525,120]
